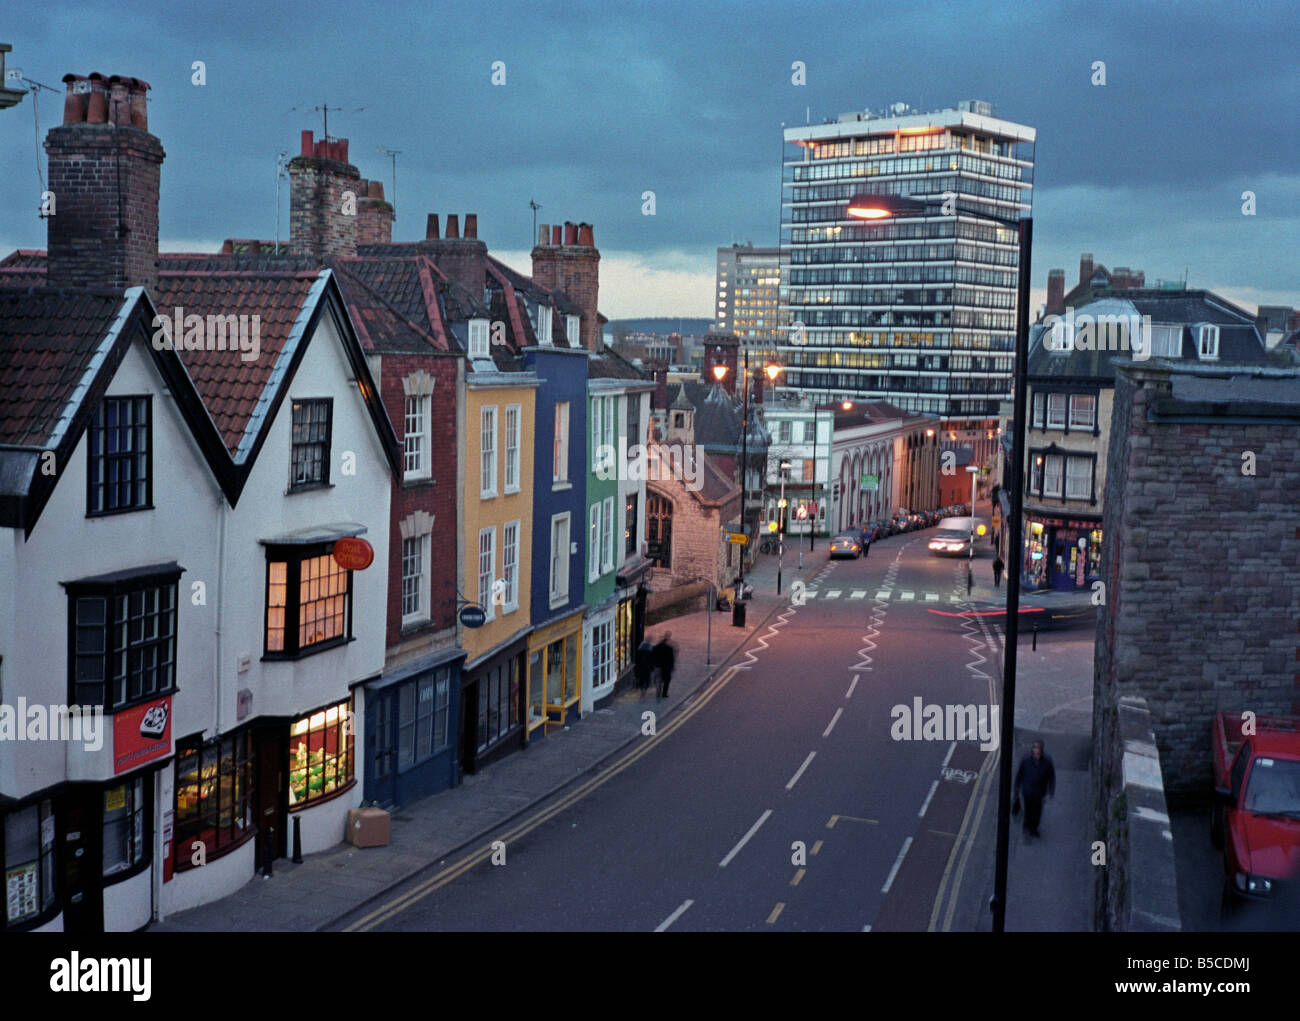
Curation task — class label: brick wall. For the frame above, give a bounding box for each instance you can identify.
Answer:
[46,122,164,291]
[531,223,600,350]
[373,351,461,662]
[1092,363,1300,822]
[289,137,361,262]
[646,481,742,594]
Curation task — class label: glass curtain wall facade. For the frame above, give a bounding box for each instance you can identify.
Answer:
[779,106,1035,436]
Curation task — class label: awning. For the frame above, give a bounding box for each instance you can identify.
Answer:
[258,522,368,546]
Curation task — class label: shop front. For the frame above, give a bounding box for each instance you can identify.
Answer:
[611,566,650,699]
[1021,514,1103,592]
[527,611,585,735]
[459,640,528,776]
[363,649,464,805]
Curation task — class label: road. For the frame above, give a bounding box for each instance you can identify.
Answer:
[345,534,1004,931]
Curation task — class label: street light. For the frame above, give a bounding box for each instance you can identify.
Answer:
[966,464,979,590]
[845,189,1032,933]
[777,460,791,595]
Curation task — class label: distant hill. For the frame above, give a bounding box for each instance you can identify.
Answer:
[607,317,714,336]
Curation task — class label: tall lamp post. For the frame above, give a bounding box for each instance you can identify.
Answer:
[966,463,980,589]
[712,357,782,611]
[849,191,1032,933]
[777,460,791,594]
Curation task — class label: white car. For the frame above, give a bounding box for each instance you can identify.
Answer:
[927,517,986,556]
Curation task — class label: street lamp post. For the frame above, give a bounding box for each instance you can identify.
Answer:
[848,191,1032,933]
[777,460,791,595]
[967,463,979,589]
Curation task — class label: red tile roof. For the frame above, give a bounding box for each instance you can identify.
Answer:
[154,264,321,456]
[0,289,125,447]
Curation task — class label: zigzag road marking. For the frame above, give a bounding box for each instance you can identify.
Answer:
[734,606,796,670]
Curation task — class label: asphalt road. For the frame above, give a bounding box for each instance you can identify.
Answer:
[357,533,1004,931]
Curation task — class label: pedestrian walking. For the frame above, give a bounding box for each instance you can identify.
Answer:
[635,638,654,696]
[992,555,1004,588]
[859,524,872,557]
[652,632,676,699]
[1013,740,1056,839]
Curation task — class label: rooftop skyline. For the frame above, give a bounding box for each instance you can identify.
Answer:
[2,0,1295,318]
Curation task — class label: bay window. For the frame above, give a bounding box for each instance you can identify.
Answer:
[174,731,255,870]
[289,699,355,807]
[264,545,352,658]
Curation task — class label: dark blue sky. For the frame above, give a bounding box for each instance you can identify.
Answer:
[3,0,1296,317]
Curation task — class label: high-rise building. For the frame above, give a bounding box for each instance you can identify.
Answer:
[778,101,1035,467]
[716,243,782,364]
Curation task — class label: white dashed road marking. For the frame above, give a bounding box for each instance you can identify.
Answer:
[719,810,772,868]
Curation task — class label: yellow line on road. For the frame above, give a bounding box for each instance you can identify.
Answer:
[810,840,823,856]
[345,660,747,931]
[928,749,997,932]
[766,902,785,924]
[790,868,805,887]
[827,814,878,829]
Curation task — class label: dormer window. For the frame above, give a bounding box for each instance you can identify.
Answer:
[1198,324,1219,360]
[567,314,581,345]
[468,319,490,359]
[537,304,553,345]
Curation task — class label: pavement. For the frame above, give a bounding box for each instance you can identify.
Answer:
[151,503,1101,932]
[150,550,799,932]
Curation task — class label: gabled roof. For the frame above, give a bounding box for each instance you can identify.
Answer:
[587,343,652,384]
[0,287,230,533]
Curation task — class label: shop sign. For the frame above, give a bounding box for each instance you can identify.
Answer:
[860,473,879,492]
[113,695,172,775]
[333,537,375,571]
[459,605,488,629]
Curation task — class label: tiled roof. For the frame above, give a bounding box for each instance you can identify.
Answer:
[587,344,650,382]
[0,289,124,447]
[154,263,321,455]
[0,250,49,289]
[331,259,445,354]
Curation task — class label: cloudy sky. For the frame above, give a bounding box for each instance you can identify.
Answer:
[2,0,1296,319]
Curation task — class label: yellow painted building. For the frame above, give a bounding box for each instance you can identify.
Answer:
[460,374,538,771]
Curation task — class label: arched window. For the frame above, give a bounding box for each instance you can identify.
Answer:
[647,493,673,569]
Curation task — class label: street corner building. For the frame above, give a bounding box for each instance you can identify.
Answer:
[0,74,401,931]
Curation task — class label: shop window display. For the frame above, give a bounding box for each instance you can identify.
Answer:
[4,800,56,926]
[289,700,354,806]
[103,775,147,876]
[174,733,254,870]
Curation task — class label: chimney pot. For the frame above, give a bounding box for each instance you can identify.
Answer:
[564,222,577,245]
[367,180,383,199]
[127,78,149,129]
[301,130,313,156]
[221,239,234,254]
[426,214,439,239]
[337,138,349,163]
[87,74,108,123]
[248,240,262,254]
[61,74,88,124]
[552,225,562,246]
[445,214,459,239]
[577,223,594,246]
[465,213,477,239]
[538,224,549,246]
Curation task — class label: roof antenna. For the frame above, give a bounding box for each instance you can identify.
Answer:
[275,152,289,255]
[529,198,542,248]
[377,147,401,222]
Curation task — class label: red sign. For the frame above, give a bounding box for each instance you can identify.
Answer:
[333,537,375,571]
[113,695,172,775]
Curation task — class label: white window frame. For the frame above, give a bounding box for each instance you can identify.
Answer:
[592,396,611,472]
[588,503,601,583]
[553,402,569,484]
[403,394,431,480]
[1042,454,1064,498]
[478,527,496,622]
[504,404,521,493]
[502,520,520,612]
[1068,393,1096,430]
[591,620,613,691]
[1198,324,1219,360]
[400,534,430,626]
[1032,392,1044,428]
[601,496,615,573]
[1046,393,1067,429]
[1065,456,1092,500]
[468,318,490,359]
[537,304,553,346]
[567,313,581,345]
[549,513,571,606]
[480,405,498,498]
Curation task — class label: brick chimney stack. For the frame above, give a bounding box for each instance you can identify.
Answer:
[1079,253,1094,288]
[46,73,164,292]
[1046,269,1066,316]
[531,219,601,350]
[356,179,393,246]
[418,212,487,300]
[288,130,362,261]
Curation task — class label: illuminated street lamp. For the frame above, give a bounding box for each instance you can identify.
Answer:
[846,189,1033,933]
[777,461,791,595]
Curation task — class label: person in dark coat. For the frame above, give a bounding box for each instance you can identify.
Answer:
[992,555,1005,588]
[652,632,676,699]
[1014,740,1056,838]
[635,639,654,696]
[859,524,872,557]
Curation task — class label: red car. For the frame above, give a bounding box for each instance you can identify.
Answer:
[1211,712,1300,903]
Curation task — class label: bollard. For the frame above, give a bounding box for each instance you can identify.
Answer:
[292,815,303,864]
[262,827,275,878]
[1032,624,1038,651]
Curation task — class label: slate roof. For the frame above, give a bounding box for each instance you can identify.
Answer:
[0,250,48,289]
[586,344,650,383]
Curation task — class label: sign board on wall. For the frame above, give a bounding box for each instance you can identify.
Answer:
[860,474,879,492]
[113,695,172,775]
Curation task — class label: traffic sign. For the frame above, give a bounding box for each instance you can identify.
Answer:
[726,532,748,545]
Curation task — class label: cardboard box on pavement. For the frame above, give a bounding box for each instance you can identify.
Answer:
[346,807,391,848]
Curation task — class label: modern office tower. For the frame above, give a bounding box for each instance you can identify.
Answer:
[779,100,1035,468]
[716,243,782,365]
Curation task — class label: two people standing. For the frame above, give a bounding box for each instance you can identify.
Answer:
[635,632,676,699]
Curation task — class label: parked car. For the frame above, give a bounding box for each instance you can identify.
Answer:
[828,531,863,559]
[1211,711,1300,906]
[927,516,988,557]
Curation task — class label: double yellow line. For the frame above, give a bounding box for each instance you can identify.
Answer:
[342,664,743,931]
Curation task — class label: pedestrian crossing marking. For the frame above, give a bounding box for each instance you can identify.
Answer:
[825,590,842,598]
[850,590,866,599]
[925,593,940,602]
[900,591,915,601]
[804,590,819,599]
[876,590,891,600]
